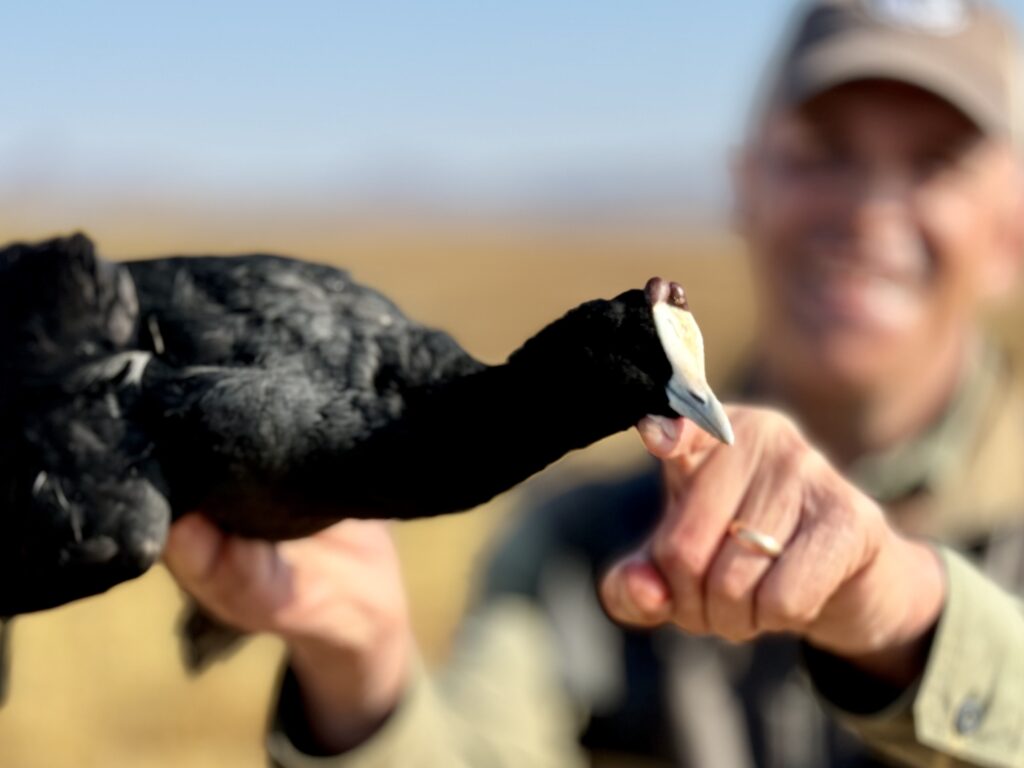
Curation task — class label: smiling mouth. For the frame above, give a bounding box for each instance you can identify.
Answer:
[798,268,924,330]
[807,230,934,290]
[813,259,927,290]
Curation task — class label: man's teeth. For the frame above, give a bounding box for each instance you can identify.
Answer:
[814,263,920,326]
[813,258,922,288]
[866,279,914,310]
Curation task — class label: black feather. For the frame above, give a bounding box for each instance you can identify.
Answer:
[0,233,678,618]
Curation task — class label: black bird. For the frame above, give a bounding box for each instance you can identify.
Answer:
[0,233,733,621]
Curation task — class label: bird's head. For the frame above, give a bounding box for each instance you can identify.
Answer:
[510,277,734,445]
[641,277,734,445]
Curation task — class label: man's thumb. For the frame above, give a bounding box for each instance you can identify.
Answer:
[163,513,224,586]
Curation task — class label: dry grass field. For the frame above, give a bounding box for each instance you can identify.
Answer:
[0,211,758,768]
[2,207,1022,768]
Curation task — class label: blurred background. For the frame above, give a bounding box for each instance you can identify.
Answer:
[3,2,1024,766]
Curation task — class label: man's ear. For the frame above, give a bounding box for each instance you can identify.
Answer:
[731,145,757,237]
[980,153,1024,301]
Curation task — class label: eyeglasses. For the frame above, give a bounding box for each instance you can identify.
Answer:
[756,143,977,199]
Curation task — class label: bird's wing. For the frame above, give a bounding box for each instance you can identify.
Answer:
[123,253,483,537]
[0,364,172,617]
[125,254,481,389]
[0,235,171,617]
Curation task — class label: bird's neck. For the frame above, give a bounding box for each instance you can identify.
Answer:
[336,359,643,519]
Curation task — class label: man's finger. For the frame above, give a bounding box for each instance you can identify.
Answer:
[754,519,850,635]
[636,416,719,464]
[637,416,685,458]
[648,419,765,633]
[704,461,803,641]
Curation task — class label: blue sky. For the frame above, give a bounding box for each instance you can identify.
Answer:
[4,1,1024,212]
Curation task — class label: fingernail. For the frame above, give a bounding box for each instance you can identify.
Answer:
[659,417,679,444]
[623,557,671,614]
[638,416,680,455]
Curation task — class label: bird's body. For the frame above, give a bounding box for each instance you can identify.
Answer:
[128,253,485,538]
[0,233,732,620]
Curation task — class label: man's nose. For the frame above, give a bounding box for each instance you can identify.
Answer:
[852,167,916,207]
[846,167,919,231]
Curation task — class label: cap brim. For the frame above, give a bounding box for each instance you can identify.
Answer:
[786,32,1011,139]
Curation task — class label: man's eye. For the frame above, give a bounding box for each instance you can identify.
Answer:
[769,149,854,183]
[916,151,962,179]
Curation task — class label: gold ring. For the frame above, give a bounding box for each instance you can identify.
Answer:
[727,521,784,559]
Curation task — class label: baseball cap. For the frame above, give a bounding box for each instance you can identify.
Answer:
[755,0,1023,144]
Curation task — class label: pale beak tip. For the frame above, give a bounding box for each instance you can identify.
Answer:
[700,394,735,446]
[719,422,735,446]
[664,384,734,446]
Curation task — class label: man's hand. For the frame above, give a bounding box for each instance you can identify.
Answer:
[602,406,946,686]
[164,515,413,753]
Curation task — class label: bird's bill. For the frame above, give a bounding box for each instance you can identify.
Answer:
[665,382,734,446]
[651,297,735,445]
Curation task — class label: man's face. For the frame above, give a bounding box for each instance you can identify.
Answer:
[738,80,1022,395]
